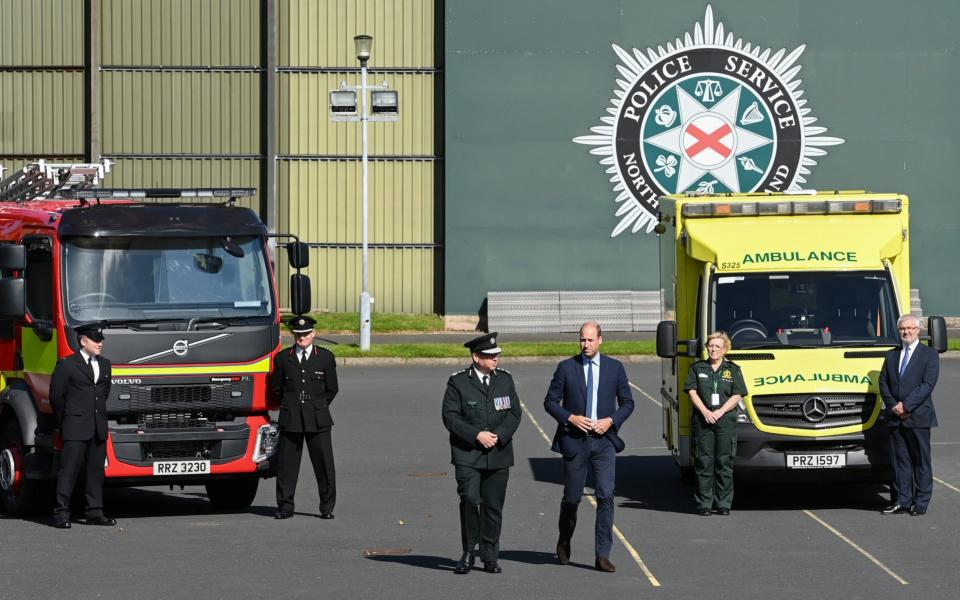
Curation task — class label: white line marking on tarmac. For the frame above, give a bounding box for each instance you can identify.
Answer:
[519,399,662,587]
[629,382,662,407]
[934,476,960,494]
[802,510,908,586]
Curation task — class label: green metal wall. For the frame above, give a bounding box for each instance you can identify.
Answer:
[444,0,960,316]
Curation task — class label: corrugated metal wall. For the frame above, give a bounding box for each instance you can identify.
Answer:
[0,0,441,314]
[278,0,439,314]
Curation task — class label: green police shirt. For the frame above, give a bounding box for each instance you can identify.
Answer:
[683,359,748,409]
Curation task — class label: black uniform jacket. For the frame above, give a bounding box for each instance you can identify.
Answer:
[272,344,339,432]
[49,352,112,442]
[442,366,522,470]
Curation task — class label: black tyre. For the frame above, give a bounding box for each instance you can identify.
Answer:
[205,477,259,511]
[0,420,54,516]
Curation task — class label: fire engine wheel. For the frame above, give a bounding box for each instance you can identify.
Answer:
[0,420,53,516]
[205,478,259,511]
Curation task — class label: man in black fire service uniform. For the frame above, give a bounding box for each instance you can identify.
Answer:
[273,315,339,520]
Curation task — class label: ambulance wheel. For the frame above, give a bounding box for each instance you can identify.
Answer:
[0,420,53,516]
[205,478,258,511]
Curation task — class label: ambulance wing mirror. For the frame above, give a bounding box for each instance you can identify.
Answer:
[926,315,948,353]
[287,242,309,269]
[0,278,25,319]
[290,273,311,316]
[657,321,701,358]
[656,321,678,358]
[0,245,25,271]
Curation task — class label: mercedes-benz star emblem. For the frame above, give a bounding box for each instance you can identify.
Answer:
[801,396,828,423]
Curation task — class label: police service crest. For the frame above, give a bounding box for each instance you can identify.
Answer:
[574,5,844,236]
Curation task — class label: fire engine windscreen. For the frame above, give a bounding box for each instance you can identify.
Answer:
[712,271,901,349]
[62,236,274,324]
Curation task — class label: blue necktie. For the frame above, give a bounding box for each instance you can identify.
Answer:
[899,346,911,377]
[585,359,595,420]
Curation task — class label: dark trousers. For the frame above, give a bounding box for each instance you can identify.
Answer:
[455,465,509,562]
[276,429,336,513]
[55,438,107,518]
[692,413,737,511]
[889,425,933,509]
[559,435,616,559]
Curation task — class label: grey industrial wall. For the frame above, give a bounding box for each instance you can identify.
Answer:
[444,1,960,317]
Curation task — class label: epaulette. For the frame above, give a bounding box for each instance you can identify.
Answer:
[451,366,471,377]
[496,367,512,374]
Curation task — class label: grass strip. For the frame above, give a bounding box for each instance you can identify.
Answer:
[300,312,444,333]
[320,340,657,359]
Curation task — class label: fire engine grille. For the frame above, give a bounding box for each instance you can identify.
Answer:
[151,386,211,403]
[750,393,877,430]
[109,380,253,413]
[142,441,218,461]
[139,412,219,430]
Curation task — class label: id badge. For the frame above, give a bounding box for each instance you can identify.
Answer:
[710,393,720,407]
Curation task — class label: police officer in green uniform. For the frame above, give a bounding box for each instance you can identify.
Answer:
[441,333,522,574]
[683,331,748,516]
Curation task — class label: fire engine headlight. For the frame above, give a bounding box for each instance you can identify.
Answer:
[253,423,279,463]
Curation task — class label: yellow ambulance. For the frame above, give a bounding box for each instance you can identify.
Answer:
[655,191,948,479]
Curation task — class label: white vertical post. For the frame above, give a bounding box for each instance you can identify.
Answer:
[359,59,372,351]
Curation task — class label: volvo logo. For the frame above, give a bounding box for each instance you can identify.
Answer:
[801,396,828,423]
[172,340,189,357]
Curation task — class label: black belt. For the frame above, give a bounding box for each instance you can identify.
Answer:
[587,431,605,439]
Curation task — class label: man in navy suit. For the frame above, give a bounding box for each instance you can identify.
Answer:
[544,322,634,572]
[878,314,940,516]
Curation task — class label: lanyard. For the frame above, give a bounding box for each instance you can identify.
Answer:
[711,366,721,396]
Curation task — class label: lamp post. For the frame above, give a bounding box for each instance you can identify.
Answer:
[328,35,399,351]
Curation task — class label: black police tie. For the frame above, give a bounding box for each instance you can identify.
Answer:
[483,375,489,389]
[88,356,96,382]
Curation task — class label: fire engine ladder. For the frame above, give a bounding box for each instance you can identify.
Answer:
[0,159,112,202]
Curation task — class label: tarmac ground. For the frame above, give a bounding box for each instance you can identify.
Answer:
[2,359,960,599]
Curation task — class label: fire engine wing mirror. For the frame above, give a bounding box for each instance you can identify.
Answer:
[0,245,26,271]
[290,273,311,316]
[0,278,25,319]
[927,315,948,353]
[656,321,701,358]
[287,242,309,269]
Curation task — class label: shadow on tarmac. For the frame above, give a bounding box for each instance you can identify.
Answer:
[531,455,892,515]
[96,486,278,519]
[364,554,457,571]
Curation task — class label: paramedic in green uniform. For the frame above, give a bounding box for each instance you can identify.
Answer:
[683,331,748,516]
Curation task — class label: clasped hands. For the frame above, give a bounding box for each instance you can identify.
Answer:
[568,414,613,435]
[476,430,499,448]
[700,407,726,424]
[892,401,910,420]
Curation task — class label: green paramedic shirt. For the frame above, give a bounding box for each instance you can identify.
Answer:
[683,359,748,408]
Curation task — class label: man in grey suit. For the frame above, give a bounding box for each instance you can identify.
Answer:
[878,314,940,515]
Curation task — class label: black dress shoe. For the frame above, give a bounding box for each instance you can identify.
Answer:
[595,557,616,573]
[714,508,731,516]
[454,552,475,574]
[318,511,335,520]
[274,510,294,519]
[483,561,502,574]
[697,508,712,516]
[87,516,117,526]
[52,518,71,529]
[909,506,927,516]
[881,503,909,515]
[556,539,571,565]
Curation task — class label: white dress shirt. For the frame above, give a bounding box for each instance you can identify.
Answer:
[79,349,100,383]
[582,353,600,421]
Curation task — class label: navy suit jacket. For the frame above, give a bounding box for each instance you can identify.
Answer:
[878,342,939,428]
[544,353,635,457]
